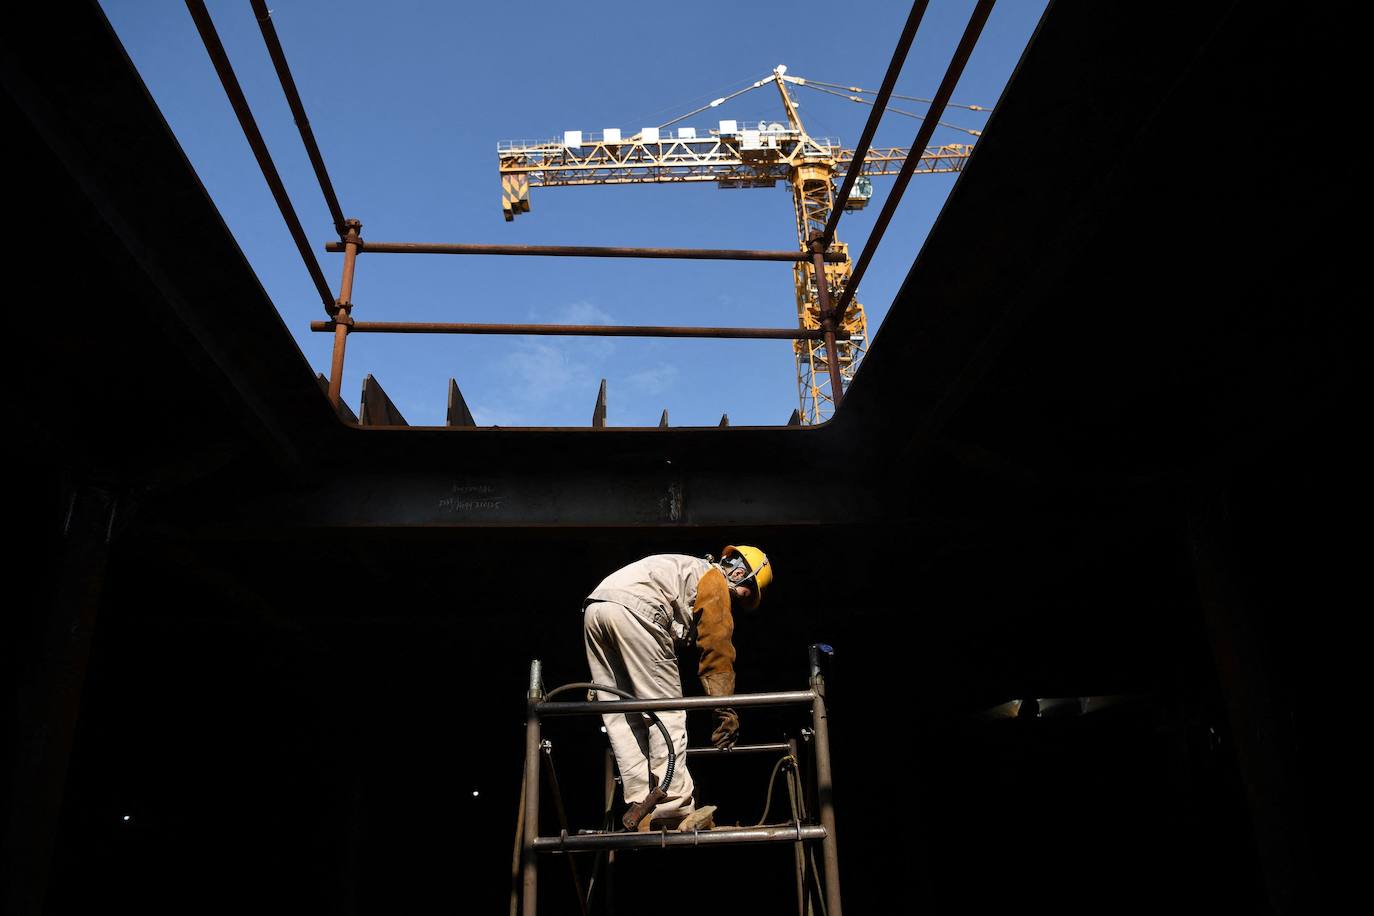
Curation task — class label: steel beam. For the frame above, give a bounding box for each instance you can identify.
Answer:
[212,465,881,529]
[316,374,358,424]
[359,374,408,427]
[446,378,475,428]
[592,379,607,428]
[3,487,117,916]
[1189,496,1309,912]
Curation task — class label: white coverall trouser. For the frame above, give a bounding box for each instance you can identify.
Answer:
[583,600,695,820]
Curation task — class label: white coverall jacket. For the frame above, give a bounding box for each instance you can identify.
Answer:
[583,554,737,821]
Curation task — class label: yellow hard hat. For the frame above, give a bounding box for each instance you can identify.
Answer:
[722,545,772,610]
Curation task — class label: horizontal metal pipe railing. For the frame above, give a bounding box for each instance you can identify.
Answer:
[185,0,335,312]
[309,321,844,340]
[823,0,930,244]
[533,824,827,852]
[685,742,792,756]
[323,240,844,262]
[831,0,996,321]
[536,689,817,716]
[249,0,347,238]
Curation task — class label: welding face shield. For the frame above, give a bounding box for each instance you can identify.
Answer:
[718,545,771,611]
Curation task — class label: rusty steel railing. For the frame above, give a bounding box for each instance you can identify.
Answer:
[514,646,842,916]
[186,0,995,424]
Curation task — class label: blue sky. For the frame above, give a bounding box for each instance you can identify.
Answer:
[100,0,1048,427]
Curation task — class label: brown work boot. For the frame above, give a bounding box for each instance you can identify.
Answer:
[676,805,717,832]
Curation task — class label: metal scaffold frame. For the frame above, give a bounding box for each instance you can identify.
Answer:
[184,0,996,429]
[514,648,843,916]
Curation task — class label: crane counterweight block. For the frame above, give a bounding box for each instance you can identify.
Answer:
[502,172,530,221]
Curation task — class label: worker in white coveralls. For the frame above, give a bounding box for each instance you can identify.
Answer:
[583,546,772,831]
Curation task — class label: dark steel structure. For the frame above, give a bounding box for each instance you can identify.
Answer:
[4,2,1354,915]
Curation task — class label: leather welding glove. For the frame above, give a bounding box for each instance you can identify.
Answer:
[694,567,741,749]
[711,707,740,749]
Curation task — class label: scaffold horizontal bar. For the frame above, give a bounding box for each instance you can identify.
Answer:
[686,742,792,756]
[532,824,827,852]
[536,690,817,716]
[309,321,845,341]
[323,240,845,262]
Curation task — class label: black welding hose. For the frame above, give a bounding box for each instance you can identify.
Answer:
[543,682,678,795]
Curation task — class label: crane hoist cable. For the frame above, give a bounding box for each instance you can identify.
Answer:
[630,69,779,129]
[792,80,984,137]
[793,75,990,112]
[657,74,774,130]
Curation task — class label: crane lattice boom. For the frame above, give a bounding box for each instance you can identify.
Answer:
[499,133,971,195]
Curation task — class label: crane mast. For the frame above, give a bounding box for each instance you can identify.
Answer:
[773,69,859,423]
[497,66,975,423]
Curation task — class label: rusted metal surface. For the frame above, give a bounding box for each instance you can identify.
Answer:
[823,326,844,409]
[323,240,843,262]
[310,321,845,341]
[359,374,408,427]
[184,1,334,311]
[326,319,350,407]
[812,241,847,408]
[446,378,475,427]
[833,0,997,321]
[326,220,361,407]
[532,825,828,853]
[592,379,607,428]
[336,219,362,305]
[248,0,346,237]
[822,0,931,244]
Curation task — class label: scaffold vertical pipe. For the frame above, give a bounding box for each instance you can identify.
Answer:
[788,736,806,916]
[521,660,544,916]
[812,242,845,409]
[326,219,362,408]
[809,647,843,916]
[603,748,618,912]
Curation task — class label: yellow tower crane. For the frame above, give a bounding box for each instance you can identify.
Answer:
[498,66,979,424]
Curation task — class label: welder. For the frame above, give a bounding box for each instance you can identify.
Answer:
[582,546,772,831]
